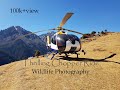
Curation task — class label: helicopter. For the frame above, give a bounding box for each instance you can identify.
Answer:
[45,13,86,59]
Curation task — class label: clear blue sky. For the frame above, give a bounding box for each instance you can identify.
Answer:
[0,0,120,35]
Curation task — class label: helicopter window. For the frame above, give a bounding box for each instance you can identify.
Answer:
[68,34,80,41]
[73,35,79,41]
[51,35,56,44]
[58,34,68,41]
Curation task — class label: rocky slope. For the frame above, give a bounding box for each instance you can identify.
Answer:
[0,26,47,65]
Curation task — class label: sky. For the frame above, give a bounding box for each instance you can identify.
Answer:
[0,0,120,35]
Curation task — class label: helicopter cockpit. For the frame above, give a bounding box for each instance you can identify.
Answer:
[51,34,80,46]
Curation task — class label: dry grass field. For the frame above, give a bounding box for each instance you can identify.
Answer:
[0,33,120,90]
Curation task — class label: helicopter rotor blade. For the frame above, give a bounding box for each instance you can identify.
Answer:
[14,30,50,42]
[0,29,51,48]
[49,28,83,35]
[59,13,74,28]
[49,28,57,30]
[64,29,84,35]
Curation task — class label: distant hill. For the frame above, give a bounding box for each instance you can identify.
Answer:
[0,26,48,65]
[39,31,55,42]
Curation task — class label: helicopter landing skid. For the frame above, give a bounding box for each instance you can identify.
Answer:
[50,50,86,60]
[51,52,58,60]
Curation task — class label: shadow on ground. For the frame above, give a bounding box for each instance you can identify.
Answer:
[59,53,120,65]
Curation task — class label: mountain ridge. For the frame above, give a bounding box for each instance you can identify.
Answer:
[0,26,48,65]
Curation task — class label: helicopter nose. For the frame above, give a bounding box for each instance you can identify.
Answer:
[71,40,75,44]
[69,38,75,44]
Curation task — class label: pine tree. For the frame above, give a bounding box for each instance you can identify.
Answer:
[91,31,96,35]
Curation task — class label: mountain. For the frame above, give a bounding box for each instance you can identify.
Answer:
[0,32,120,90]
[39,31,55,43]
[0,50,15,65]
[0,26,47,65]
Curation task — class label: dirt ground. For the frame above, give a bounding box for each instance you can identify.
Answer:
[0,33,120,90]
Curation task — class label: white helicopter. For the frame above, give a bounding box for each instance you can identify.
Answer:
[46,13,86,59]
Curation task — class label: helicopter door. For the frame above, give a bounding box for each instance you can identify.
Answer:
[51,35,58,50]
[47,36,51,46]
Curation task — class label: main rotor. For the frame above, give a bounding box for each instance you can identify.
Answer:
[50,12,83,35]
[51,13,73,31]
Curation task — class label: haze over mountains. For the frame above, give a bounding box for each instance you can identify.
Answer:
[0,26,53,65]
